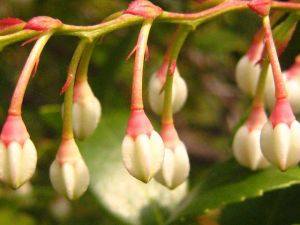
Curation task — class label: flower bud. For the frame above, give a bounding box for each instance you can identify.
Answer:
[235,55,261,96]
[61,81,101,140]
[24,16,62,31]
[50,139,89,200]
[155,124,190,189]
[148,67,187,115]
[0,115,37,189]
[0,18,25,35]
[261,99,300,171]
[125,0,163,19]
[72,81,101,139]
[233,106,270,170]
[122,109,164,183]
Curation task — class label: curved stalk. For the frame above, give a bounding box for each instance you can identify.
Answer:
[130,19,153,110]
[162,26,191,125]
[76,42,96,83]
[62,40,89,139]
[8,31,53,116]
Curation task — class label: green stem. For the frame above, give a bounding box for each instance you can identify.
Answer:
[252,58,270,107]
[162,26,191,124]
[0,30,39,51]
[76,42,96,82]
[8,31,53,116]
[2,1,300,48]
[62,39,89,139]
[131,19,153,110]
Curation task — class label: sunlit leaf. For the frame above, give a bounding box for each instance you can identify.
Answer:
[168,160,300,224]
[79,110,188,225]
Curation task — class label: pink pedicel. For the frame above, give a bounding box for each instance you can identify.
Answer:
[285,56,300,80]
[126,109,153,139]
[0,18,25,30]
[269,98,295,127]
[246,105,268,131]
[246,29,264,63]
[0,115,29,146]
[156,59,169,83]
[160,123,179,150]
[24,16,62,31]
[125,0,163,19]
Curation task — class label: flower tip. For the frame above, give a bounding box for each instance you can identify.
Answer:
[248,0,271,17]
[0,18,25,30]
[24,16,62,31]
[125,0,162,19]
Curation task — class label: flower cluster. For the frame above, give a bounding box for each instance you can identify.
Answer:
[0,17,102,199]
[1,0,300,203]
[233,11,300,171]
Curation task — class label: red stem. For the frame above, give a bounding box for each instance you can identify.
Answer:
[263,16,287,100]
[131,19,153,110]
[8,33,52,115]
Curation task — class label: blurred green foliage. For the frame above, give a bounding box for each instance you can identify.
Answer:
[1,0,300,225]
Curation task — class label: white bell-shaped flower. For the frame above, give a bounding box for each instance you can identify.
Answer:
[0,115,37,189]
[122,109,164,183]
[235,55,261,96]
[155,124,190,189]
[62,81,101,140]
[260,99,300,171]
[233,106,270,170]
[148,67,187,115]
[50,139,90,200]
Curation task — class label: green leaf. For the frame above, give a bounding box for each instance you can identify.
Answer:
[168,160,300,223]
[78,110,187,225]
[220,185,300,225]
[0,208,35,225]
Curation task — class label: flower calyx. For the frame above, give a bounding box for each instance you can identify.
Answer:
[0,115,30,146]
[125,0,163,19]
[24,16,62,32]
[160,123,180,150]
[246,105,268,131]
[126,109,153,139]
[269,98,295,128]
